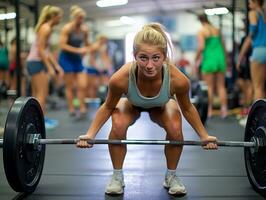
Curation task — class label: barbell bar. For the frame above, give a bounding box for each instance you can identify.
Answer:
[0,97,266,197]
[0,138,257,147]
[39,138,259,147]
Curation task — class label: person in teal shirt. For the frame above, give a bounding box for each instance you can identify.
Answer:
[0,39,9,86]
[77,22,218,196]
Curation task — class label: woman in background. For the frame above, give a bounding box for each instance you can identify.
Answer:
[59,5,89,118]
[26,5,64,129]
[237,0,266,101]
[195,14,228,118]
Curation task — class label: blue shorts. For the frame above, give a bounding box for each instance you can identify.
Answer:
[250,47,266,64]
[59,52,84,73]
[84,66,100,76]
[27,61,47,75]
[83,66,109,76]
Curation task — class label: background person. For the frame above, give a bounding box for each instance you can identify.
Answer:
[195,14,228,119]
[26,5,64,129]
[59,5,89,118]
[237,0,266,101]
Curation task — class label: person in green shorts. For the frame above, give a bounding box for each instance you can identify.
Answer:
[195,14,228,118]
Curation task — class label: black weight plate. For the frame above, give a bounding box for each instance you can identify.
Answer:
[3,97,46,193]
[196,81,208,124]
[244,99,266,197]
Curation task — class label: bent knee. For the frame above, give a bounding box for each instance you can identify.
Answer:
[110,116,130,139]
[165,123,183,140]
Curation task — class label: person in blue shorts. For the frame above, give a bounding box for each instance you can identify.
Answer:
[237,0,266,101]
[59,5,90,117]
[26,6,64,130]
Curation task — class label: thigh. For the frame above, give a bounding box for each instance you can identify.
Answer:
[250,47,266,65]
[250,62,266,86]
[148,99,182,132]
[215,72,226,88]
[112,98,141,128]
[64,73,76,88]
[202,73,214,90]
[31,72,49,95]
[77,72,88,88]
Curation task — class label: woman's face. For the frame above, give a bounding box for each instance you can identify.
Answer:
[134,43,166,78]
[52,13,62,25]
[74,13,85,26]
[249,0,258,9]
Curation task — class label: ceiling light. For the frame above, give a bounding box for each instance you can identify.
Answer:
[204,7,229,16]
[96,0,128,8]
[120,16,135,25]
[0,12,16,20]
[104,19,123,27]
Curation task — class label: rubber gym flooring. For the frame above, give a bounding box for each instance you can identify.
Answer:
[0,99,264,200]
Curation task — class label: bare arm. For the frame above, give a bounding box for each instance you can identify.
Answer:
[174,75,209,140]
[237,36,252,69]
[82,25,90,48]
[85,80,123,138]
[171,67,217,149]
[83,65,128,138]
[237,11,257,68]
[47,53,64,76]
[195,31,205,64]
[76,64,129,148]
[37,25,54,74]
[220,33,228,68]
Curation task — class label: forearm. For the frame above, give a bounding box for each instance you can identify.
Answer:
[39,50,53,70]
[48,54,60,70]
[194,49,202,64]
[60,43,82,54]
[238,36,252,63]
[182,104,208,139]
[86,103,114,138]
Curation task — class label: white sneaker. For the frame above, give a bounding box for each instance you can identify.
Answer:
[105,173,125,194]
[0,126,4,135]
[239,116,247,128]
[163,174,186,195]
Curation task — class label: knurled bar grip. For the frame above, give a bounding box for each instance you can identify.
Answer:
[37,139,256,147]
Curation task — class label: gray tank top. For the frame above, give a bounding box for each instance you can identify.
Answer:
[67,31,84,47]
[125,62,171,109]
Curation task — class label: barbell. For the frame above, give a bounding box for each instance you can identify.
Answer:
[0,97,265,197]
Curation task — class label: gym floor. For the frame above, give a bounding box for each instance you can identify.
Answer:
[0,99,264,200]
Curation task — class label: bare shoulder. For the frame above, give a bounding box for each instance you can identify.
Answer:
[249,10,257,17]
[249,10,258,23]
[197,28,205,36]
[197,29,206,39]
[108,63,131,93]
[61,23,72,34]
[39,23,51,34]
[169,64,190,95]
[212,26,220,35]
